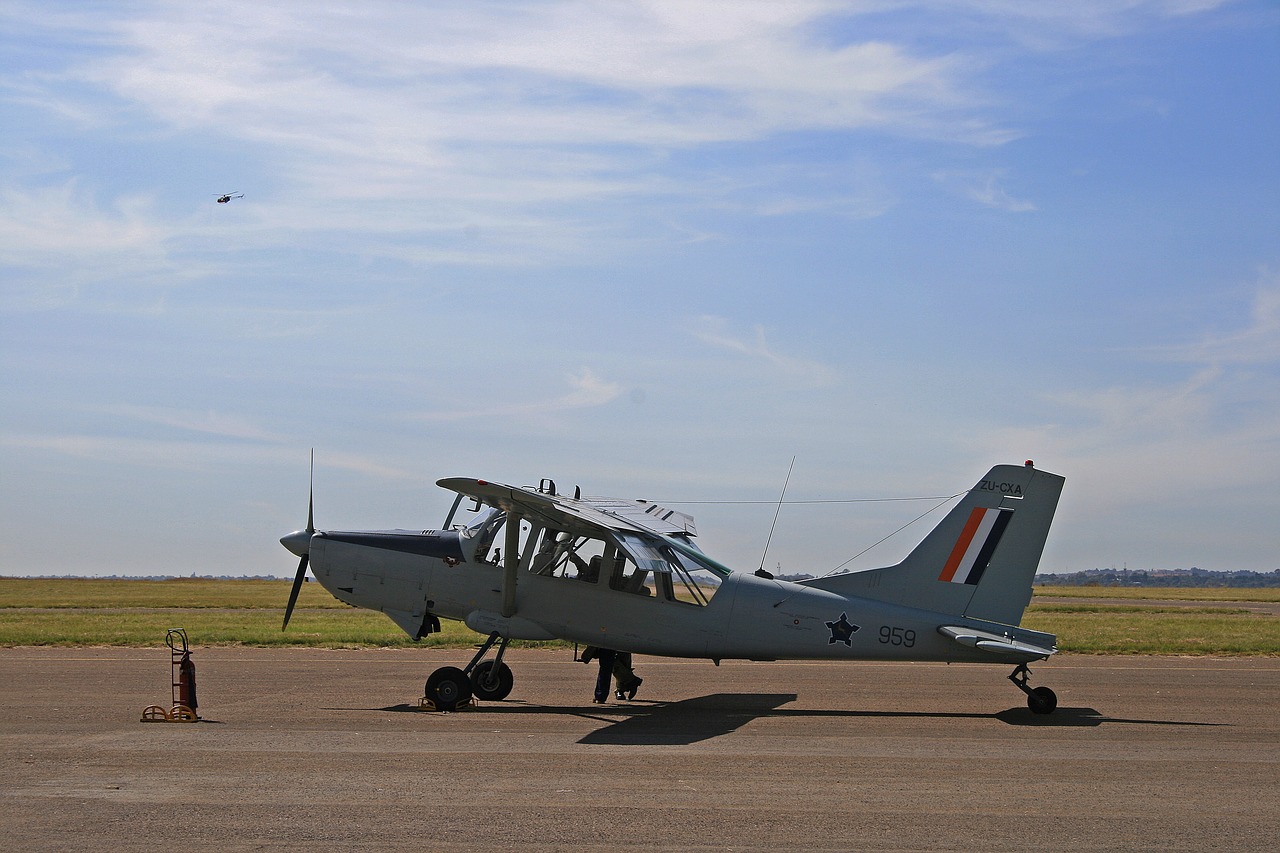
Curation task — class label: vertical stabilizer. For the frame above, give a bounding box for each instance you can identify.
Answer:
[800,463,1064,625]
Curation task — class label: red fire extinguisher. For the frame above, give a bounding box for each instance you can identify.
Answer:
[178,649,198,712]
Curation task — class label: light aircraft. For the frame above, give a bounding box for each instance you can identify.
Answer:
[215,192,244,203]
[281,460,1066,713]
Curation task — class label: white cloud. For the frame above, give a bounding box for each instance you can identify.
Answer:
[914,0,1237,46]
[982,278,1280,507]
[409,367,623,424]
[690,315,840,387]
[95,404,287,443]
[0,431,413,481]
[4,0,1233,281]
[0,180,163,259]
[932,169,1037,211]
[1177,274,1280,367]
[14,3,1002,201]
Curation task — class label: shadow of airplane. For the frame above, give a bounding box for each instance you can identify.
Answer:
[345,694,1224,744]
[993,706,1226,728]
[577,693,798,745]
[354,693,797,745]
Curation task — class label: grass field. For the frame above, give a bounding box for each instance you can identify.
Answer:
[1,577,1276,654]
[1032,586,1280,603]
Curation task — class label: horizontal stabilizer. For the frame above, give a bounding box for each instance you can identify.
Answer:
[939,625,1056,662]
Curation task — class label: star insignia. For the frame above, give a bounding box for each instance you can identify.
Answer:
[826,612,860,646]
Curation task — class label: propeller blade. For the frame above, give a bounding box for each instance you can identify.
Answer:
[307,449,314,534]
[282,450,316,631]
[282,553,308,630]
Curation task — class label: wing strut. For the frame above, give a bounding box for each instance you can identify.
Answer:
[502,512,521,617]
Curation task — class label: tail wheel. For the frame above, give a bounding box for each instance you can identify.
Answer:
[424,666,472,711]
[470,660,514,701]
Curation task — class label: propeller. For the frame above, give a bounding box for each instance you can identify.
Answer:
[281,451,315,631]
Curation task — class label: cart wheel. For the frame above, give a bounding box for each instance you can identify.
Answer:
[170,704,198,722]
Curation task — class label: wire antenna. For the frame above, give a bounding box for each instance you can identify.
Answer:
[757,456,795,577]
[822,491,961,577]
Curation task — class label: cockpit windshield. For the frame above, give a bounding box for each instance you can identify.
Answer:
[614,531,728,606]
[459,505,505,563]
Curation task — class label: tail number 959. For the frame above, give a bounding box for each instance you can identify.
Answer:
[879,626,916,647]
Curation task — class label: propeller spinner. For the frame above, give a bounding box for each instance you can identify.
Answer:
[280,452,315,630]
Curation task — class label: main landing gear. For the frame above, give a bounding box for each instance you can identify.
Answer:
[423,631,514,711]
[1009,663,1057,715]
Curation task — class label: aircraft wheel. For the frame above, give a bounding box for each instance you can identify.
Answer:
[425,666,472,711]
[1027,686,1057,715]
[170,704,198,722]
[470,660,514,701]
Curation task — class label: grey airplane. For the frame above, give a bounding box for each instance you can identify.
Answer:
[281,460,1065,713]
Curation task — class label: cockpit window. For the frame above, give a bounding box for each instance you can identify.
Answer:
[451,498,726,605]
[527,529,592,576]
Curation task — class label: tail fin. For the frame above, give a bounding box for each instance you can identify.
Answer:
[800,462,1064,625]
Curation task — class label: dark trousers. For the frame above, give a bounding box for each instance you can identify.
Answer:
[593,648,617,702]
[613,652,639,691]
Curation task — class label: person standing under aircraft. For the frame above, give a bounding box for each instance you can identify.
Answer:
[582,646,643,701]
[612,652,642,700]
[580,645,617,703]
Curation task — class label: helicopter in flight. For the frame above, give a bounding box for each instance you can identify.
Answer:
[281,460,1065,714]
[215,192,244,203]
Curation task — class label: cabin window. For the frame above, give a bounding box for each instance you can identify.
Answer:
[524,528,609,582]
[613,532,721,605]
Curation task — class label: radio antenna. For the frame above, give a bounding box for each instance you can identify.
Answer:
[756,456,795,579]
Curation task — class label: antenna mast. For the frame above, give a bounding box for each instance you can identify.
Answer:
[756,456,795,578]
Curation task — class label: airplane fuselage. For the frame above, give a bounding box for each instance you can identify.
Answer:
[304,530,1046,666]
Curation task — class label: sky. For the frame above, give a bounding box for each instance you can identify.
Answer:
[2,1,1278,580]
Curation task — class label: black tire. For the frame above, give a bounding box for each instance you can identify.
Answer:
[1028,685,1057,715]
[470,660,514,701]
[425,666,472,711]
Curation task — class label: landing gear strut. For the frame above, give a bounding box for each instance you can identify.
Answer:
[423,631,514,710]
[1009,663,1057,714]
[465,632,514,701]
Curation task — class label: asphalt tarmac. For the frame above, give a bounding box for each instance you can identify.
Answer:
[2,648,1276,852]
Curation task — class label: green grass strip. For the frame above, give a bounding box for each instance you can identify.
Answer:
[2,578,1276,654]
[1032,585,1280,603]
[0,577,346,609]
[1022,610,1280,655]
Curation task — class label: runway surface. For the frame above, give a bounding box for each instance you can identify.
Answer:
[2,648,1276,851]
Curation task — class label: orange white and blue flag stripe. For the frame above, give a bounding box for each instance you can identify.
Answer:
[938,506,1013,585]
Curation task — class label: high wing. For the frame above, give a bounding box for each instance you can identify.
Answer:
[577,496,696,537]
[436,478,696,539]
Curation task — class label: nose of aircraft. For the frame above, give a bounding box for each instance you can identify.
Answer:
[280,529,312,557]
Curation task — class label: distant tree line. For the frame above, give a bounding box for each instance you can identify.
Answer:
[1036,568,1280,588]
